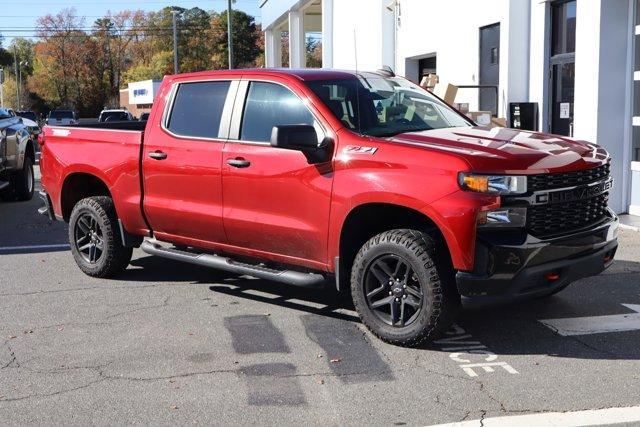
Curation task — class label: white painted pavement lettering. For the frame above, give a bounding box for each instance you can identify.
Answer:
[428,405,640,427]
[433,324,518,378]
[540,303,640,336]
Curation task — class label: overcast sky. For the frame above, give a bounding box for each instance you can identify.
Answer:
[0,0,262,46]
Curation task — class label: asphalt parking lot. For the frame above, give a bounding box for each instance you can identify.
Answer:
[1,173,640,425]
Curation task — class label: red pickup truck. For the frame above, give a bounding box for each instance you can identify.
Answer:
[39,68,618,346]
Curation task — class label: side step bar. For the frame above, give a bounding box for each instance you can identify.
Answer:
[140,241,326,288]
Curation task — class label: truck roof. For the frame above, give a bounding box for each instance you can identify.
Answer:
[165,68,369,82]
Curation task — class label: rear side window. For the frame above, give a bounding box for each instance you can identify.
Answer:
[240,82,314,142]
[167,81,230,139]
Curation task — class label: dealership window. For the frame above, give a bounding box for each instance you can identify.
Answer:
[634,0,640,161]
[166,81,230,139]
[549,0,577,136]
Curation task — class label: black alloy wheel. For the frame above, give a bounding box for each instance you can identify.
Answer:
[74,213,105,264]
[364,255,424,327]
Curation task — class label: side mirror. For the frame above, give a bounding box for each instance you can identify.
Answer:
[270,125,332,164]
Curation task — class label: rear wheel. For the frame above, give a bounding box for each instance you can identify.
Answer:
[351,229,458,347]
[69,196,132,278]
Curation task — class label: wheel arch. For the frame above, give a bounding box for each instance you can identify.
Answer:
[336,202,454,291]
[60,172,112,221]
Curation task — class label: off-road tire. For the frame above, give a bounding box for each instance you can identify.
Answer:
[351,229,458,347]
[7,156,35,201]
[69,196,132,278]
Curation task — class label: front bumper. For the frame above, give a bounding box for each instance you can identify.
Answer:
[456,209,619,309]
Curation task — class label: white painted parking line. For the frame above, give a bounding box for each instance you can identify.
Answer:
[540,304,640,336]
[0,244,70,252]
[428,405,640,427]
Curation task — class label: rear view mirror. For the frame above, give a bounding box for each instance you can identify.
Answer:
[270,125,332,164]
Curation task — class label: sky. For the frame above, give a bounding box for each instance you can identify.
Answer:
[0,0,262,46]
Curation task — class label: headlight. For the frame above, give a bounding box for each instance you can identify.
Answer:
[458,173,527,195]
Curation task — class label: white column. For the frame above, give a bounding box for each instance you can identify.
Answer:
[288,9,305,68]
[573,0,634,214]
[321,0,333,68]
[528,0,548,132]
[265,28,282,68]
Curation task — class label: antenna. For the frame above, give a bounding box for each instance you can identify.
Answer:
[353,29,362,135]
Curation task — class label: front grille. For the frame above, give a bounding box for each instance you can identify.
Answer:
[528,163,610,191]
[526,193,609,237]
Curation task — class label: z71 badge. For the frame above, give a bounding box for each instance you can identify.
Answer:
[343,145,378,155]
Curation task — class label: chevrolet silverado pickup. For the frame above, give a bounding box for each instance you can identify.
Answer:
[1,108,36,201]
[38,69,619,346]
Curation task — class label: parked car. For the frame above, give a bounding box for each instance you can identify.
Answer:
[16,110,39,123]
[0,108,36,201]
[98,109,134,122]
[46,110,77,126]
[39,69,618,346]
[139,112,150,121]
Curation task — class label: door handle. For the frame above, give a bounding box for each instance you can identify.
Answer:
[226,158,251,168]
[148,150,168,160]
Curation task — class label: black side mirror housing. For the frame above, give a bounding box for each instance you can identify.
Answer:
[270,125,332,164]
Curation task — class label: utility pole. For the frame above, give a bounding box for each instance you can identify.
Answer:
[171,10,180,74]
[18,61,28,110]
[227,0,234,69]
[0,68,4,108]
[13,45,19,109]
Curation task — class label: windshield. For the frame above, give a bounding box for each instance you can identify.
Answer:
[100,111,130,122]
[306,74,472,137]
[17,111,37,121]
[49,110,74,119]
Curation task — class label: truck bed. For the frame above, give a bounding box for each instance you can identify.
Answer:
[40,123,148,235]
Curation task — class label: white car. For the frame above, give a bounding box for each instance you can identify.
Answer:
[98,109,134,122]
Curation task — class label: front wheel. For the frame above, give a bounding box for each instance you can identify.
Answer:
[69,196,132,278]
[351,229,457,347]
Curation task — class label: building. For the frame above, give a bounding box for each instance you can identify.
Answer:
[260,0,639,215]
[118,79,162,118]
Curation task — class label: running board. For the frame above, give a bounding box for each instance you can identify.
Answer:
[140,241,326,288]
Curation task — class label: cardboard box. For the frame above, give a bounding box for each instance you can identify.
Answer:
[433,83,458,105]
[420,73,439,90]
[491,117,507,128]
[454,103,469,114]
[467,111,492,126]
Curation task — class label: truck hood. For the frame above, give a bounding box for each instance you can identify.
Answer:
[388,126,609,174]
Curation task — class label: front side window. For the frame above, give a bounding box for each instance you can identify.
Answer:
[306,74,472,137]
[240,82,315,142]
[167,81,230,139]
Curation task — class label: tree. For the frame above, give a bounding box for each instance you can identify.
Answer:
[209,10,260,69]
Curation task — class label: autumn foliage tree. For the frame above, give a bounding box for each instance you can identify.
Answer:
[21,6,264,117]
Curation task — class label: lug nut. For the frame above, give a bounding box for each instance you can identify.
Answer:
[403,295,407,299]
[395,298,400,302]
[389,291,392,296]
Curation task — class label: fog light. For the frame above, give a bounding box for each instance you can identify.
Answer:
[477,207,526,228]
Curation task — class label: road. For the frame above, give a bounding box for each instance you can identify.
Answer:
[1,173,640,425]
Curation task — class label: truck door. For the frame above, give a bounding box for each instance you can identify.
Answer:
[142,79,237,245]
[221,79,333,267]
